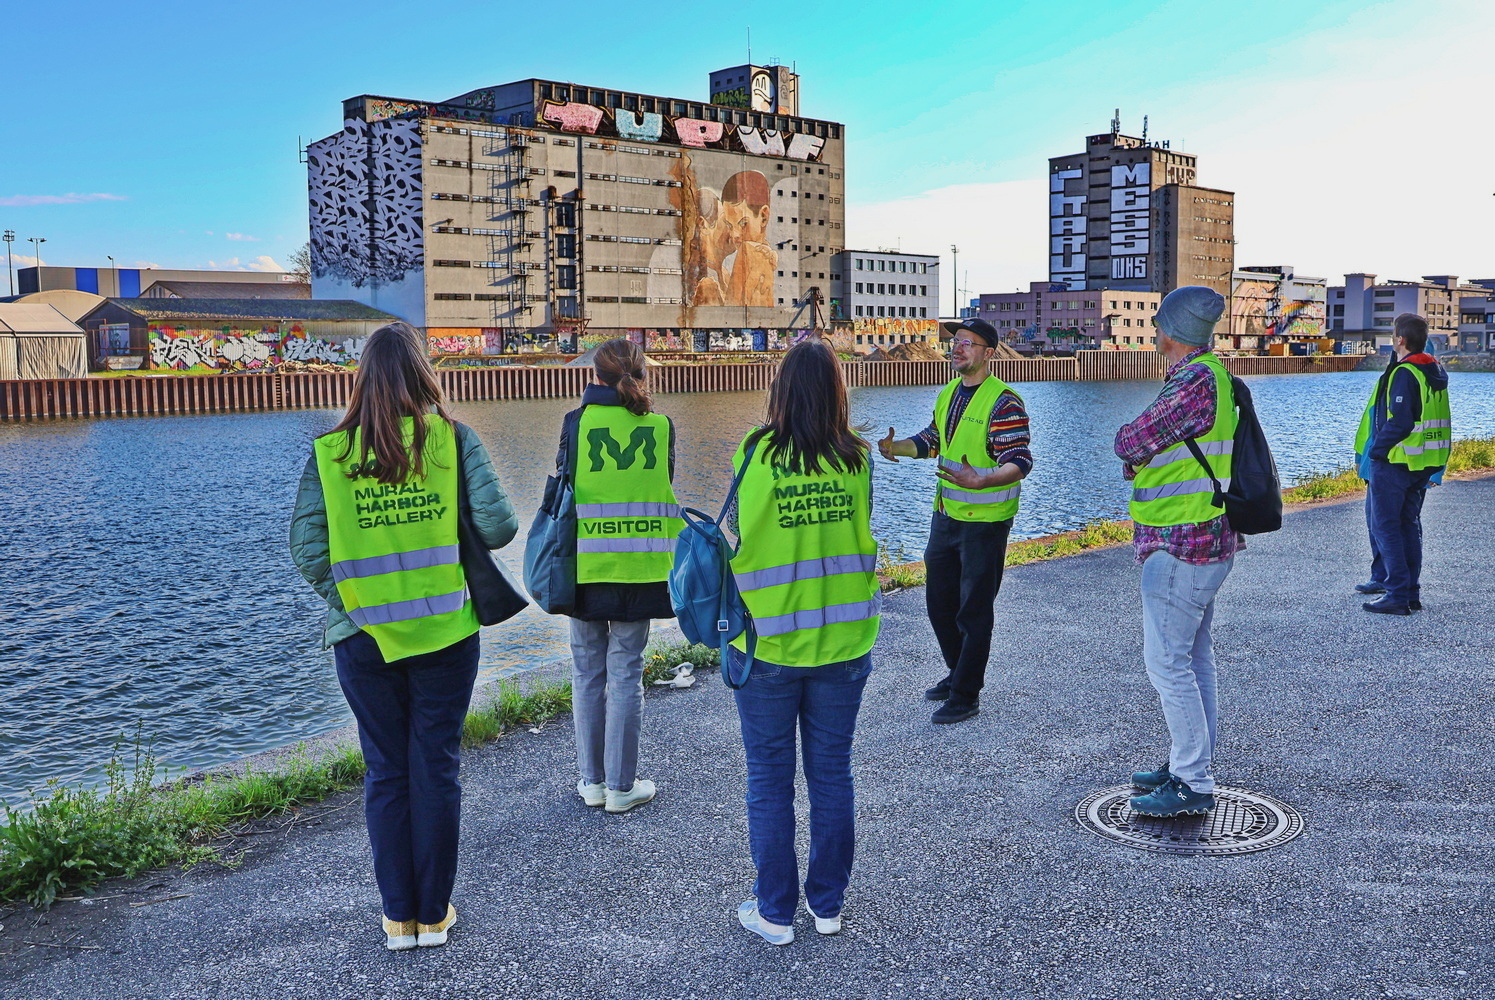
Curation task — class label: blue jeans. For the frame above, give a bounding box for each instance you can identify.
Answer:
[730,647,872,927]
[1365,459,1434,605]
[335,630,480,925]
[1140,552,1233,795]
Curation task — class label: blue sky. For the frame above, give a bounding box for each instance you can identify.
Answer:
[3,0,1490,300]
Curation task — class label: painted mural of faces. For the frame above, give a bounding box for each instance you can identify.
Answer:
[719,171,771,249]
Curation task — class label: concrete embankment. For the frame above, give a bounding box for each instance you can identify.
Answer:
[1,353,1359,421]
[5,477,1489,999]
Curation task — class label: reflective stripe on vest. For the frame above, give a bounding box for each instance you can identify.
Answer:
[932,376,1023,522]
[314,415,477,662]
[1353,363,1453,472]
[727,432,881,667]
[572,405,682,584]
[1128,353,1237,528]
[346,587,470,628]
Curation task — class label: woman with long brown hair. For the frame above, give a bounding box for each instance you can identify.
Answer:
[289,321,517,950]
[727,338,881,946]
[555,337,680,814]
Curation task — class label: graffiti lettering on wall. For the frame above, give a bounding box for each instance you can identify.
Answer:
[852,317,938,346]
[427,331,484,355]
[1048,167,1086,290]
[644,329,690,352]
[1107,161,1150,281]
[710,88,749,109]
[147,326,367,370]
[537,101,827,162]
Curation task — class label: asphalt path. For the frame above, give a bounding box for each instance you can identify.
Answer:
[4,477,1492,1000]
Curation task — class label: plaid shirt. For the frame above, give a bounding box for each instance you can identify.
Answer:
[1113,347,1242,565]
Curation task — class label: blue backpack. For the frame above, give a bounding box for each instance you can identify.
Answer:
[670,439,759,689]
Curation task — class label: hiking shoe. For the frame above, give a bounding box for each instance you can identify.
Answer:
[737,900,794,946]
[1363,598,1411,616]
[577,779,606,807]
[1129,777,1215,817]
[932,699,979,724]
[382,916,417,951]
[416,905,456,947]
[1354,581,1387,595]
[1130,762,1173,791]
[806,903,842,935]
[924,675,953,701]
[605,778,656,814]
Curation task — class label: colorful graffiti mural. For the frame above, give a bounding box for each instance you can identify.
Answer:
[426,330,484,355]
[537,100,826,162]
[147,325,367,370]
[852,317,939,350]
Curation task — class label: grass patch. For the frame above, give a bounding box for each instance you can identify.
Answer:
[1,681,572,909]
[643,640,721,685]
[1281,436,1495,505]
[877,519,1134,590]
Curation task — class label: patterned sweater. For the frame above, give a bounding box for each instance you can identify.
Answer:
[912,379,1034,476]
[1113,347,1242,565]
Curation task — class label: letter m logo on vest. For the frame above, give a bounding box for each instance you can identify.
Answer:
[587,426,658,471]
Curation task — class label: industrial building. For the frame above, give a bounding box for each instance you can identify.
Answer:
[1326,274,1495,352]
[16,265,305,299]
[1224,266,1327,354]
[975,283,1160,351]
[1048,114,1235,302]
[832,250,940,352]
[307,64,847,356]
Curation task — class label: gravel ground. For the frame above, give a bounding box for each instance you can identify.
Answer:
[4,477,1491,1000]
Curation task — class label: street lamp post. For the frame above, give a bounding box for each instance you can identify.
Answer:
[27,237,46,281]
[949,245,959,318]
[3,231,14,297]
[107,255,117,297]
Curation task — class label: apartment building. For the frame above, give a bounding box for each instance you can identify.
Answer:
[1326,274,1495,352]
[833,250,940,352]
[1048,115,1234,301]
[307,65,847,355]
[975,282,1161,350]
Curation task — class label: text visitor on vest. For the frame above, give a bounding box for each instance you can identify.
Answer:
[555,338,681,814]
[1113,286,1240,819]
[877,317,1033,725]
[727,339,882,946]
[290,322,519,951]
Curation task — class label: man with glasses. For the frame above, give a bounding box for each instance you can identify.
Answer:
[878,318,1033,724]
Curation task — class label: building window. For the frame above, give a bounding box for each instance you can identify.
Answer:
[557,265,577,290]
[855,282,863,293]
[556,233,576,259]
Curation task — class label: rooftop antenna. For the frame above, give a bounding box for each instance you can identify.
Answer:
[1111,108,1121,137]
[747,27,752,66]
[1142,115,1149,146]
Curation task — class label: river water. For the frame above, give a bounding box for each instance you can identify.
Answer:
[2,370,1492,808]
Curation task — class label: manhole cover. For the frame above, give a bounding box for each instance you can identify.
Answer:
[1075,784,1304,856]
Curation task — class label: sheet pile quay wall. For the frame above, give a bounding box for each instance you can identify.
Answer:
[0,354,1359,421]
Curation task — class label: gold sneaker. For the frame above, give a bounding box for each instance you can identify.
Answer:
[382,916,417,951]
[417,904,457,947]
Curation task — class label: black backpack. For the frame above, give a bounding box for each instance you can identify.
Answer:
[1185,375,1282,534]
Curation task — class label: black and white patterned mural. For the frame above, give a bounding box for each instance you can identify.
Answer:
[307,118,424,320]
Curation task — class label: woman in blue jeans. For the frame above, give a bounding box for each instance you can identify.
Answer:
[290,322,517,950]
[726,339,882,945]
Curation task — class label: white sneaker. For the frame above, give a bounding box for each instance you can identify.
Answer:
[577,780,606,807]
[806,904,842,935]
[737,900,795,946]
[604,778,656,814]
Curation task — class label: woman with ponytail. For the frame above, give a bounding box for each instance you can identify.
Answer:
[555,338,681,814]
[289,321,517,950]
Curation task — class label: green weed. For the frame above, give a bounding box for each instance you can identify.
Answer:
[643,641,720,685]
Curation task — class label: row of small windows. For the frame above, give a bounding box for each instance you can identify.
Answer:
[536,83,842,140]
[587,203,683,217]
[433,226,541,238]
[585,140,682,158]
[854,283,930,297]
[586,234,683,246]
[433,292,547,302]
[854,259,932,273]
[585,265,684,275]
[586,295,684,305]
[777,270,828,279]
[432,193,539,206]
[856,334,930,344]
[853,306,929,318]
[584,172,682,187]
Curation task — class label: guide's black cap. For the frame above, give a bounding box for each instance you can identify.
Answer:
[939,316,1000,348]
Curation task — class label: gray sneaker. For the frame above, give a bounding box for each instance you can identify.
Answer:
[605,778,656,814]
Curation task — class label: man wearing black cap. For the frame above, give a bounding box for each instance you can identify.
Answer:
[878,317,1033,724]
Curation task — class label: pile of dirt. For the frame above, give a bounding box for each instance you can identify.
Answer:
[991,341,1026,360]
[272,361,350,374]
[859,347,894,361]
[889,341,946,362]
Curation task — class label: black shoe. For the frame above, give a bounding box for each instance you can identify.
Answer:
[932,699,979,725]
[1409,599,1423,611]
[1363,598,1411,616]
[924,676,952,701]
[1354,581,1387,595]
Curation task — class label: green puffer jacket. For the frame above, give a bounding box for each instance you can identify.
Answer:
[289,421,519,649]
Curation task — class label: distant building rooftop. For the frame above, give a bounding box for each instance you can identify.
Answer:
[104,298,400,322]
[142,280,312,300]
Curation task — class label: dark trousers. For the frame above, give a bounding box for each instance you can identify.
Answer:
[335,630,480,925]
[923,512,1012,702]
[1366,460,1435,605]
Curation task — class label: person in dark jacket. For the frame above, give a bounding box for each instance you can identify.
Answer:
[557,338,680,813]
[1353,313,1451,615]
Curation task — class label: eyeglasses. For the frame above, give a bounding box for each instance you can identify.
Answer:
[951,338,989,350]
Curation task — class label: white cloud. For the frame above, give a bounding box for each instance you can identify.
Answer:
[9,254,44,268]
[0,192,126,207]
[205,255,284,272]
[246,255,284,272]
[131,260,160,268]
[225,232,260,242]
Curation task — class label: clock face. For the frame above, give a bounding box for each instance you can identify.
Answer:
[750,71,774,112]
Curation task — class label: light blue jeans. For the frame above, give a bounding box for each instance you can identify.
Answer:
[1140,551,1234,794]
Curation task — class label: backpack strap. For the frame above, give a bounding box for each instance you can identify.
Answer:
[1183,373,1238,510]
[718,437,760,689]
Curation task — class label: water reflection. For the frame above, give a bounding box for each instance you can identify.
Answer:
[1,370,1490,806]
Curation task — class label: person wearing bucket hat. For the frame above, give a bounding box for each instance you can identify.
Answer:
[877,317,1034,725]
[1113,285,1241,819]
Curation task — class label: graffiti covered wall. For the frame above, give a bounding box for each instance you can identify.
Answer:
[852,317,938,347]
[307,118,426,326]
[537,100,826,162]
[147,325,368,370]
